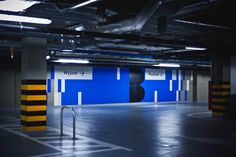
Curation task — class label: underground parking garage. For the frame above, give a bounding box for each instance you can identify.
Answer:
[0,0,236,157]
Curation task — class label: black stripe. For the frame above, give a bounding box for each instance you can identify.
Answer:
[21,90,46,95]
[21,100,47,106]
[21,111,46,116]
[211,81,230,85]
[210,95,231,99]
[212,103,229,106]
[211,103,230,106]
[212,109,229,112]
[211,100,231,104]
[211,89,231,92]
[21,121,46,127]
[22,80,46,85]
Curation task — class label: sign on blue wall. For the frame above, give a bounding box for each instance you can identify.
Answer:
[47,65,191,105]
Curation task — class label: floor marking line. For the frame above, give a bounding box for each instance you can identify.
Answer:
[54,125,132,151]
[0,126,63,153]
[46,139,90,145]
[0,115,132,157]
[28,152,64,157]
[34,136,71,140]
[55,144,110,149]
[56,148,118,157]
[180,135,236,145]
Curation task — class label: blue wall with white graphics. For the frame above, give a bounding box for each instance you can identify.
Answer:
[47,65,193,106]
[48,65,130,105]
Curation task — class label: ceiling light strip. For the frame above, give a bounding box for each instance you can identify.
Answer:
[0,14,51,25]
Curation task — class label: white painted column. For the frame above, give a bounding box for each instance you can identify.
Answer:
[117,67,120,80]
[154,91,158,103]
[78,92,82,106]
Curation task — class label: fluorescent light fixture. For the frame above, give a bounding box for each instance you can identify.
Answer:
[54,59,89,64]
[185,46,207,51]
[154,63,180,68]
[71,0,98,9]
[75,26,84,31]
[0,0,40,12]
[0,14,51,25]
[62,49,73,52]
[46,55,50,60]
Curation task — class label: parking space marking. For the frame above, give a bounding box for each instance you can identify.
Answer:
[0,115,132,157]
[187,112,212,120]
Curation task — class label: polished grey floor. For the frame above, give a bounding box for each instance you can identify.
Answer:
[1,103,236,157]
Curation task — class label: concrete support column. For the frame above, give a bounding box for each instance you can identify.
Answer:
[230,57,236,117]
[21,37,47,132]
[209,55,231,118]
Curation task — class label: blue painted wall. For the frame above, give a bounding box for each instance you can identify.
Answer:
[141,69,178,102]
[58,66,129,105]
[48,65,190,105]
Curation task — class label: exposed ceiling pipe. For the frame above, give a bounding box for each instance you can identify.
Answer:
[97,0,162,33]
[0,23,197,48]
[54,0,101,12]
[174,19,236,30]
[170,0,221,20]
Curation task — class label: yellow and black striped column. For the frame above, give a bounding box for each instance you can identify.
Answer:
[21,80,47,131]
[210,81,231,117]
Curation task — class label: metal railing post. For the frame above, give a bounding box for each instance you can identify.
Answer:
[60,106,76,140]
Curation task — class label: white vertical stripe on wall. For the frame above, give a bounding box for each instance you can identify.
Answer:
[172,70,177,80]
[170,80,173,91]
[154,91,158,103]
[50,79,54,93]
[176,91,179,102]
[117,67,120,80]
[78,92,82,106]
[61,79,65,93]
[54,79,58,92]
[190,71,193,81]
[187,80,190,91]
[58,93,61,106]
[179,70,182,80]
[178,70,181,90]
[178,80,181,91]
[54,92,61,106]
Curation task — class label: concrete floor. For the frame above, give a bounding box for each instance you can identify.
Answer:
[1,103,236,157]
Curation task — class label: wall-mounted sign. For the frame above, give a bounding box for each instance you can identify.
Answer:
[55,65,93,80]
[145,68,166,80]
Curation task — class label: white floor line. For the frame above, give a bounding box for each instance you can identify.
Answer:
[47,139,88,144]
[35,135,71,140]
[187,112,212,120]
[46,133,61,136]
[56,144,109,149]
[58,148,118,157]
[30,148,117,157]
[29,152,64,157]
[0,126,63,153]
[51,126,132,151]
[0,115,132,157]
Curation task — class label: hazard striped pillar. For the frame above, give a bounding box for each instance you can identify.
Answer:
[21,37,47,132]
[21,80,47,131]
[210,82,231,117]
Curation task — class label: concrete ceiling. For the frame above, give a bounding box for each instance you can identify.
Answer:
[0,0,235,67]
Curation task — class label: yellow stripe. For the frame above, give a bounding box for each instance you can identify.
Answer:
[211,85,230,89]
[21,95,46,101]
[211,98,229,103]
[212,112,225,117]
[21,126,47,132]
[21,85,46,90]
[211,92,230,96]
[212,105,228,110]
[21,116,47,122]
[21,105,46,111]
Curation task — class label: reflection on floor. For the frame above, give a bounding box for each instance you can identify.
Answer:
[0,103,236,157]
